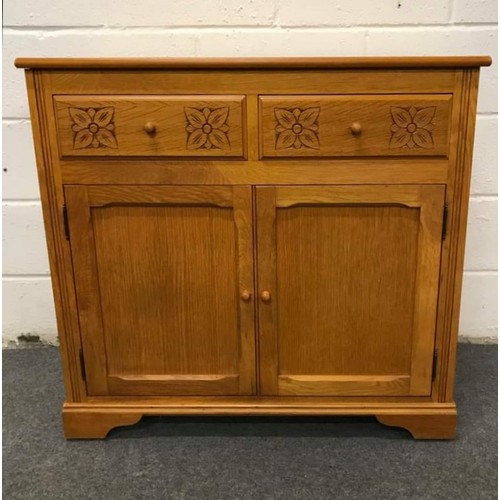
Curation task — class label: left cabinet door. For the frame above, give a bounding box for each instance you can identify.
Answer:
[65,185,255,396]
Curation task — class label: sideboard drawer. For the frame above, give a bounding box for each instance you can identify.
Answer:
[54,95,246,158]
[259,95,451,158]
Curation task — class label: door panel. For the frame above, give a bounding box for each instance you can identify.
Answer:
[66,185,255,396]
[256,185,445,396]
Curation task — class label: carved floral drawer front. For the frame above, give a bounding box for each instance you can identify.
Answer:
[54,95,246,158]
[259,95,452,158]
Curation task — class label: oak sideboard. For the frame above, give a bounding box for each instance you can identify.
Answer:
[15,56,491,439]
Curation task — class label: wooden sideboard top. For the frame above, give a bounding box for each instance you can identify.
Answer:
[14,56,492,70]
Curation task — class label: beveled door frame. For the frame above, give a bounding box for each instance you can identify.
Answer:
[65,184,256,396]
[256,184,446,397]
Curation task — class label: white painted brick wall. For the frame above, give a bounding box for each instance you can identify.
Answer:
[2,0,497,344]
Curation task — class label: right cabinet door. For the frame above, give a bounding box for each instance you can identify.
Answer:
[256,185,445,397]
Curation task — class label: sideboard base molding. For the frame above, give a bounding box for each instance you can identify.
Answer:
[62,401,457,440]
[62,408,143,439]
[376,413,456,440]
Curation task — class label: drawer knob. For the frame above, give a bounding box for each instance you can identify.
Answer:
[260,290,271,303]
[240,290,252,302]
[350,122,362,135]
[143,122,157,136]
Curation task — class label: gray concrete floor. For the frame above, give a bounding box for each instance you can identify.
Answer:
[3,344,498,499]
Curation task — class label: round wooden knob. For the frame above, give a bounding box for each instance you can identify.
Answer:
[260,290,271,303]
[240,290,252,302]
[143,122,157,136]
[350,122,362,135]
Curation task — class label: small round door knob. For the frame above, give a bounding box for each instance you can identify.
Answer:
[350,122,362,135]
[260,290,271,303]
[143,122,157,136]
[240,290,252,302]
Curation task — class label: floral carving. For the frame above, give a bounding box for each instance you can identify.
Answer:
[69,107,117,149]
[185,107,230,150]
[274,107,320,150]
[389,106,436,149]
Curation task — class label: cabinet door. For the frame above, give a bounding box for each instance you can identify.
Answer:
[66,185,255,396]
[256,185,445,397]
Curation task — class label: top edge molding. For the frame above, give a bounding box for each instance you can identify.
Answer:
[14,56,493,70]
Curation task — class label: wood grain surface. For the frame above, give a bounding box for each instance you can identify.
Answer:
[15,56,492,69]
[260,95,452,157]
[66,185,255,396]
[54,95,246,158]
[256,185,445,396]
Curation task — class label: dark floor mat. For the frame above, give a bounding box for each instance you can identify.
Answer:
[2,344,497,499]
